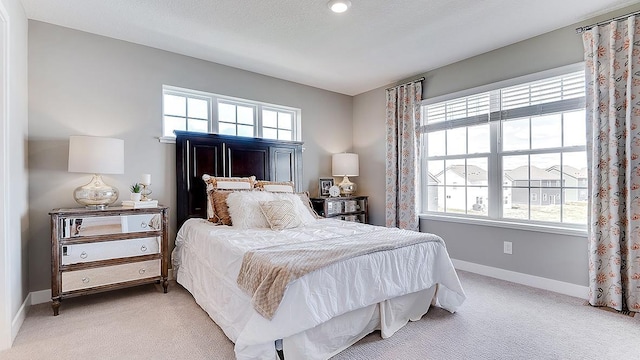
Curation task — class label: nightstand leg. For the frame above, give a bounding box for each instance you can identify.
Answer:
[162,278,168,293]
[52,299,60,316]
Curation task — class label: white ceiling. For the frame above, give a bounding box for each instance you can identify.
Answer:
[20,0,638,96]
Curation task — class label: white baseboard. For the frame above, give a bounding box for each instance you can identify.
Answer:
[452,259,589,299]
[11,294,29,341]
[30,289,50,305]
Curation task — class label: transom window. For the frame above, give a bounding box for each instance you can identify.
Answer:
[161,86,301,142]
[218,101,255,137]
[163,91,210,136]
[262,108,294,141]
[421,65,587,228]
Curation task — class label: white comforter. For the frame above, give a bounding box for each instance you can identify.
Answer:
[173,218,466,360]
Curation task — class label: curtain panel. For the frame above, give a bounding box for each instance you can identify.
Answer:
[385,81,422,231]
[584,16,640,313]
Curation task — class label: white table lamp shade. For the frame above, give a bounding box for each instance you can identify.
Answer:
[68,135,124,208]
[332,153,359,177]
[332,153,358,195]
[68,136,124,174]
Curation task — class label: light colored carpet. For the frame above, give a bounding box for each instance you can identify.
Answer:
[2,271,639,360]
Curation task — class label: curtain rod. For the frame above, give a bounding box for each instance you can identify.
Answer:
[576,9,640,33]
[385,77,425,91]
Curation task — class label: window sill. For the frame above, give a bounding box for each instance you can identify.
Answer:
[159,136,176,144]
[418,213,587,237]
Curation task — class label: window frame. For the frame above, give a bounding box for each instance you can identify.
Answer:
[419,63,588,235]
[162,89,213,137]
[160,85,302,143]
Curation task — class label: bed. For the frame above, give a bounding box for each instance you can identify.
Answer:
[173,132,466,360]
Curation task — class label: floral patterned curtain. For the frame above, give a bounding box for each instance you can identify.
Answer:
[584,16,640,313]
[385,81,422,231]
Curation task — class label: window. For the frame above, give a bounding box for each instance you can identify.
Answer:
[218,101,255,137]
[161,86,301,142]
[163,90,211,137]
[421,65,587,227]
[262,108,295,141]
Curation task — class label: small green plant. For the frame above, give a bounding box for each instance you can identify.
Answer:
[130,183,142,193]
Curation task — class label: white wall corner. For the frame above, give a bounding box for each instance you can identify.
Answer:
[452,259,589,299]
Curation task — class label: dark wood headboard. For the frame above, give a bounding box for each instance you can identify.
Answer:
[175,131,303,228]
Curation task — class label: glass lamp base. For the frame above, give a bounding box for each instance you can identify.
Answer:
[338,176,356,196]
[73,174,119,209]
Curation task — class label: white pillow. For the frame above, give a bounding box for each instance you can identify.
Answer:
[226,191,276,229]
[272,193,317,225]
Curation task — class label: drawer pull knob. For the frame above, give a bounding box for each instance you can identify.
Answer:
[82,277,90,283]
[140,245,147,252]
[139,268,146,275]
[141,222,148,228]
[80,251,88,259]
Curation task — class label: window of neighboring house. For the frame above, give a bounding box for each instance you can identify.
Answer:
[161,86,301,142]
[421,64,587,228]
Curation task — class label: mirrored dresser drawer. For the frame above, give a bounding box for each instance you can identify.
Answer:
[61,213,161,238]
[61,259,161,292]
[50,206,169,316]
[62,237,160,265]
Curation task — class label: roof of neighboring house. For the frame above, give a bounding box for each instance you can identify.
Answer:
[429,164,586,183]
[432,165,488,184]
[505,166,560,181]
[546,165,587,179]
[426,172,440,184]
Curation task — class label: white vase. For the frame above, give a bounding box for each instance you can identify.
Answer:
[130,193,142,201]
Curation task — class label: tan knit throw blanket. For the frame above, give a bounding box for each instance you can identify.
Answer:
[237,229,443,319]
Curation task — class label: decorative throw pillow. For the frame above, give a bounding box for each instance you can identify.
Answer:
[211,191,233,225]
[202,174,257,191]
[259,200,303,230]
[296,192,322,219]
[202,175,256,222]
[255,180,295,193]
[226,191,276,229]
[272,192,318,225]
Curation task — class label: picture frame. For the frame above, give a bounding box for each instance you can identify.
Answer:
[319,177,334,197]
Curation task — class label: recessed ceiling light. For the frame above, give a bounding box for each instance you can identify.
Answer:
[328,0,351,13]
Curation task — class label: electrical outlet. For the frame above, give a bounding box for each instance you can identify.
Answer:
[503,241,513,255]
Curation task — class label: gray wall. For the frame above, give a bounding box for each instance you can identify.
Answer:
[0,0,28,347]
[28,21,353,292]
[352,4,640,287]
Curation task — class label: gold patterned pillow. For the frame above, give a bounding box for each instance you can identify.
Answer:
[258,200,302,230]
[211,191,233,225]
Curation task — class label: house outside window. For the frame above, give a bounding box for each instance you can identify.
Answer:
[161,86,301,142]
[421,64,587,228]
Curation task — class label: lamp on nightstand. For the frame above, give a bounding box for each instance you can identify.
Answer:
[68,135,124,209]
[332,153,359,196]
